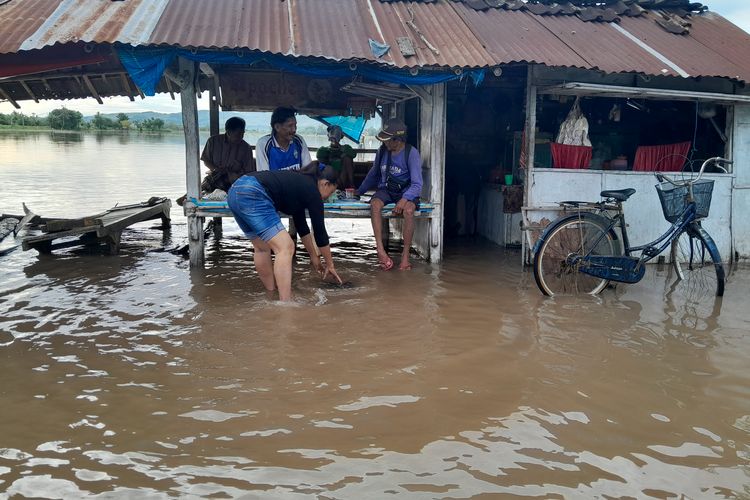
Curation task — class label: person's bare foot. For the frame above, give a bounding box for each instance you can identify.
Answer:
[377,252,394,271]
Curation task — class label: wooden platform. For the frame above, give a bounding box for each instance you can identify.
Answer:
[22,198,171,255]
[186,198,436,219]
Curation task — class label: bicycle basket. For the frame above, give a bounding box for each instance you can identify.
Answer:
[655,179,714,223]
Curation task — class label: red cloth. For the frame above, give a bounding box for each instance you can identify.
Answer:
[632,141,691,172]
[550,143,592,169]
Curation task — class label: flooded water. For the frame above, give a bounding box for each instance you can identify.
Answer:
[1,131,749,498]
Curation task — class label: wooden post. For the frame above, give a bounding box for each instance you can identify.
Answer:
[179,57,205,268]
[208,76,222,237]
[522,65,538,265]
[419,83,446,263]
[209,76,220,137]
[524,65,537,201]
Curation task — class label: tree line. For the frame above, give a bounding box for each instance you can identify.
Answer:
[0,108,169,132]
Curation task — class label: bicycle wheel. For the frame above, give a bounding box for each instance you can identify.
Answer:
[670,223,725,297]
[533,213,617,296]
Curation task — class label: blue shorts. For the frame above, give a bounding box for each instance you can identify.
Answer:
[372,189,420,209]
[227,176,285,242]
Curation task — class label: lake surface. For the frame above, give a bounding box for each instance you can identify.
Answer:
[0,131,749,498]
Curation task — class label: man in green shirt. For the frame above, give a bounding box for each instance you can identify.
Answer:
[316,125,355,188]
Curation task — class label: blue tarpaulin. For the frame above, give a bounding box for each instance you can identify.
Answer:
[313,115,368,143]
[116,46,485,97]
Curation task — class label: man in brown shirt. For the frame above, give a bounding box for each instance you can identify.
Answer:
[200,116,255,192]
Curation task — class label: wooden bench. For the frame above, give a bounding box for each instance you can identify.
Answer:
[185,199,436,219]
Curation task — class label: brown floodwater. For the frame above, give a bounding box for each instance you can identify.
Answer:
[1,131,749,498]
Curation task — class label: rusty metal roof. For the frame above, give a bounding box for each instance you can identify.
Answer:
[0,0,749,83]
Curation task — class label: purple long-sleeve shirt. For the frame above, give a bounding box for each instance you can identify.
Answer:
[356,146,423,201]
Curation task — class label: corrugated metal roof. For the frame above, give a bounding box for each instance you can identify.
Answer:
[453,6,590,68]
[0,0,749,83]
[533,13,682,76]
[151,0,290,54]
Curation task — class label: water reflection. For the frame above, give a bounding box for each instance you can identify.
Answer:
[0,133,749,497]
[49,130,83,144]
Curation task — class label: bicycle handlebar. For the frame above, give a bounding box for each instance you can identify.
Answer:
[655,157,732,187]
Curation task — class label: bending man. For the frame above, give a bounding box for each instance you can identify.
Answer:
[227,164,343,301]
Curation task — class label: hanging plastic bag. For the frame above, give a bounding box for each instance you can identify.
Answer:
[556,97,591,147]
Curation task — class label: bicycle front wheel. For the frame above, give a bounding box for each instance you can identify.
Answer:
[670,223,725,297]
[533,213,617,296]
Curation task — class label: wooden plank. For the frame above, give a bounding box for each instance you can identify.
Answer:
[43,214,105,233]
[94,202,170,236]
[22,225,98,250]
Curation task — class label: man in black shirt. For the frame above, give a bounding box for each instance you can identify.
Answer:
[227,165,343,301]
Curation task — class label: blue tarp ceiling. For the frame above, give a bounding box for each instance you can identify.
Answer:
[116,46,485,97]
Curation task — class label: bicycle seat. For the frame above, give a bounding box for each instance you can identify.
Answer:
[600,188,636,202]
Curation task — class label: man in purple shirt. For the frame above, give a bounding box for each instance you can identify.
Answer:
[356,118,423,271]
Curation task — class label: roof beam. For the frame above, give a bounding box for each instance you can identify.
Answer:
[0,86,20,109]
[165,76,176,100]
[82,75,103,104]
[539,82,750,104]
[20,81,39,102]
[119,73,136,101]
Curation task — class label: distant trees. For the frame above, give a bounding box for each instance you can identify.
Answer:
[47,108,83,130]
[0,111,46,127]
[91,112,117,130]
[0,109,175,133]
[140,117,165,131]
[116,112,130,130]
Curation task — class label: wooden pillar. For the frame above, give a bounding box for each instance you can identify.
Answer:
[179,57,205,268]
[208,76,223,236]
[209,77,220,137]
[523,65,537,203]
[418,83,446,263]
[522,65,538,265]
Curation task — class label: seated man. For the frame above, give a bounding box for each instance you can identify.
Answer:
[255,107,312,171]
[200,117,255,192]
[177,117,254,205]
[316,125,355,188]
[355,118,422,271]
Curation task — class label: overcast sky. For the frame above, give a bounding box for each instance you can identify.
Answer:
[2,0,748,117]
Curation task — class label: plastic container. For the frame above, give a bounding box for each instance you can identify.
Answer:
[504,174,514,186]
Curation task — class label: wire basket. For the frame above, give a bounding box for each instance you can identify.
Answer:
[656,179,714,223]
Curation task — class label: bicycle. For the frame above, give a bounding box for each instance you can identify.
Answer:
[532,157,731,297]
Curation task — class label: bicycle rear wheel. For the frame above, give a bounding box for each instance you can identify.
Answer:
[670,223,725,297]
[533,213,617,296]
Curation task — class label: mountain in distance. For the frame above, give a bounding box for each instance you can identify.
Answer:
[83,110,323,130]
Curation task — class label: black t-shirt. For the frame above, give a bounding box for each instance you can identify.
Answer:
[249,170,329,248]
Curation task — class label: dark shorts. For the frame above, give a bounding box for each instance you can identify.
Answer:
[372,189,420,210]
[227,176,285,242]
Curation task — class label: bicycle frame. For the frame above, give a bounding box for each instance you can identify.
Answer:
[571,199,698,277]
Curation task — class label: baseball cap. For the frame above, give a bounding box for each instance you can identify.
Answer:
[376,118,407,141]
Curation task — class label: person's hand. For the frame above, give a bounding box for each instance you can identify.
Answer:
[323,263,343,285]
[311,255,325,276]
[393,197,408,215]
